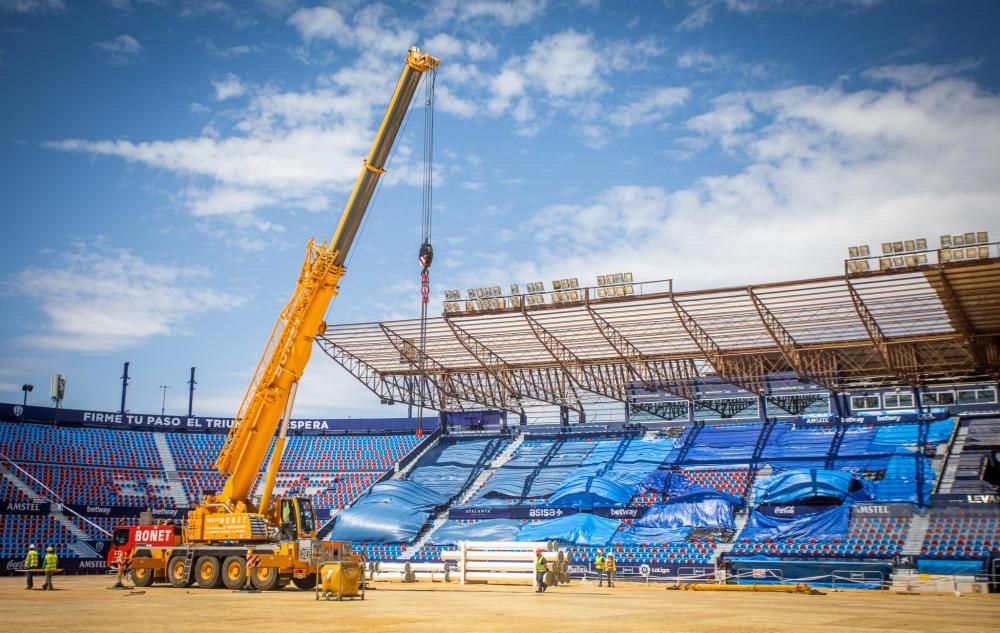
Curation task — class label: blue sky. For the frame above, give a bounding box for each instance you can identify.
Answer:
[1,0,998,418]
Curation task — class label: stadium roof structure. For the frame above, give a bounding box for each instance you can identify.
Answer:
[316,251,1000,416]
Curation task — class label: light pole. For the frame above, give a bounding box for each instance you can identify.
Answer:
[158,384,170,416]
[21,384,33,407]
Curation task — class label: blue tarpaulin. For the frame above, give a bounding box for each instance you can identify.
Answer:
[874,419,955,446]
[547,475,637,509]
[740,504,850,541]
[328,480,448,543]
[516,513,621,545]
[427,519,524,545]
[611,526,691,544]
[754,469,857,504]
[635,498,736,529]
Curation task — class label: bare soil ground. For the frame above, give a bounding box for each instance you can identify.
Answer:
[2,576,997,633]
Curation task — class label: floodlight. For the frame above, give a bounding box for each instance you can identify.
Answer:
[613,273,624,284]
[567,290,579,302]
[569,278,578,289]
[966,247,977,259]
[467,289,475,299]
[903,240,914,252]
[511,283,520,295]
[624,272,633,283]
[511,295,522,307]
[881,242,892,254]
[596,287,606,298]
[940,250,951,263]
[940,235,951,248]
[892,256,905,267]
[952,249,964,261]
[464,300,474,311]
[892,242,903,253]
[494,286,501,297]
[879,257,890,270]
[916,254,928,265]
[979,246,990,259]
[552,279,562,290]
[953,234,965,246]
[977,231,989,243]
[849,246,859,258]
[915,238,927,250]
[859,260,871,272]
[905,255,917,266]
[964,232,975,245]
[624,284,635,295]
[615,286,625,297]
[597,275,607,286]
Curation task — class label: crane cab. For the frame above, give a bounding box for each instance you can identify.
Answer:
[276,496,317,541]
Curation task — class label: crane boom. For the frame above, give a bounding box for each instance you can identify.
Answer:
[201,48,439,524]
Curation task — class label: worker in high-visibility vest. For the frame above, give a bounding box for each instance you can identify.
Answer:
[42,546,58,590]
[534,548,549,593]
[605,553,616,588]
[23,544,39,590]
[594,548,606,587]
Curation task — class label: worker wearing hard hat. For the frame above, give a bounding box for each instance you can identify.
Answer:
[23,544,39,590]
[42,546,58,590]
[595,548,606,586]
[534,548,549,593]
[605,553,616,588]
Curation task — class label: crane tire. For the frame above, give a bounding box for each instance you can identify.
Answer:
[221,556,247,590]
[167,556,193,588]
[292,575,317,590]
[130,557,155,587]
[251,566,280,591]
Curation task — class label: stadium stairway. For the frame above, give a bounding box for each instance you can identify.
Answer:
[937,425,969,493]
[395,432,444,480]
[710,466,762,567]
[401,433,525,559]
[901,511,931,556]
[455,432,524,506]
[0,461,100,558]
[152,434,191,507]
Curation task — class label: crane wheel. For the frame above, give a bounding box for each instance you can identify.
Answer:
[167,556,193,588]
[195,556,222,589]
[130,557,155,587]
[292,575,317,590]
[251,566,280,591]
[221,556,247,590]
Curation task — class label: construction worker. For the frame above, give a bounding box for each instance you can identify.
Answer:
[42,546,58,590]
[534,548,548,593]
[605,552,616,588]
[23,544,39,590]
[595,548,606,586]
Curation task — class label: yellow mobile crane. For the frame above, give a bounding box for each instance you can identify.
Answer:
[128,48,440,591]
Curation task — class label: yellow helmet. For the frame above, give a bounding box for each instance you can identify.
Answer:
[46,546,54,552]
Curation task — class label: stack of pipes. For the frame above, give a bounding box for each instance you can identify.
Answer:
[440,541,570,589]
[365,560,451,583]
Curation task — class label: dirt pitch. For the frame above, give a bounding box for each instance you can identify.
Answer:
[2,576,997,633]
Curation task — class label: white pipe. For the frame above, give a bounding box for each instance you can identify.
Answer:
[376,562,412,574]
[442,550,562,562]
[411,570,451,582]
[370,570,415,583]
[407,562,449,573]
[465,561,534,572]
[460,540,554,551]
[464,571,536,583]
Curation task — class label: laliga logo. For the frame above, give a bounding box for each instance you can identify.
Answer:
[13,405,23,417]
[639,564,651,577]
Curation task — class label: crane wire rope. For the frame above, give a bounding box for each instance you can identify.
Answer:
[416,67,437,436]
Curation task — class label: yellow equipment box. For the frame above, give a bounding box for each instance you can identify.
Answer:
[315,561,364,601]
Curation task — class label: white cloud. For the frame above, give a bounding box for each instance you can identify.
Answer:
[441,0,549,27]
[862,60,982,88]
[608,86,690,130]
[287,5,352,44]
[677,48,721,72]
[47,53,431,227]
[523,30,605,99]
[287,4,417,56]
[7,245,245,352]
[212,73,246,101]
[515,76,1000,290]
[94,34,143,65]
[0,0,63,12]
[678,0,882,31]
[103,0,132,11]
